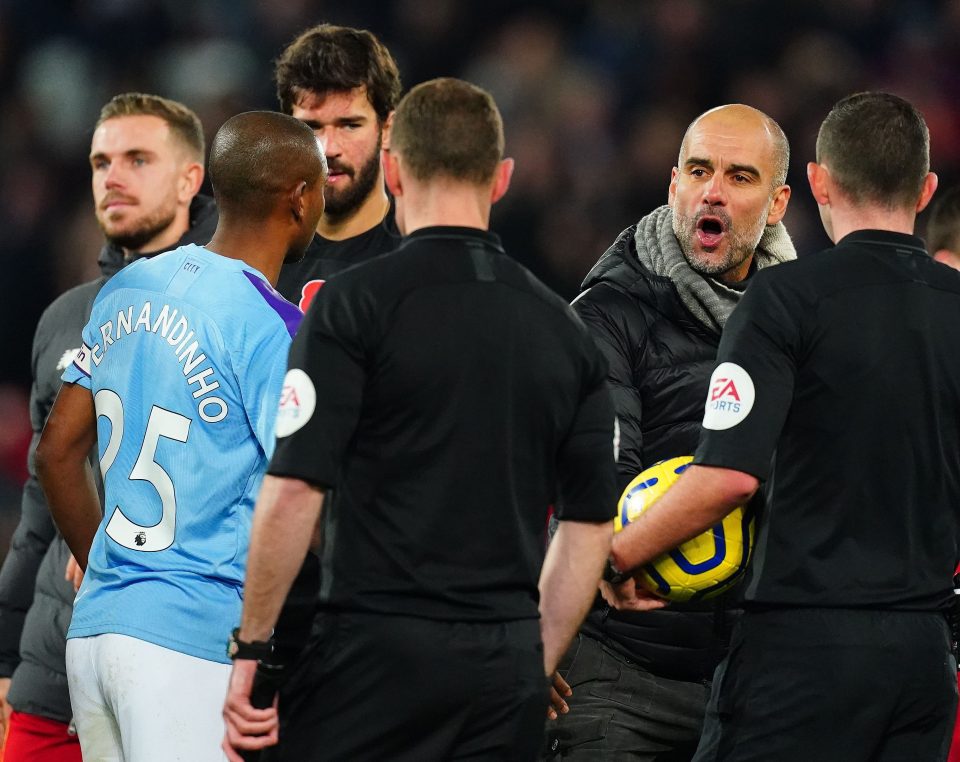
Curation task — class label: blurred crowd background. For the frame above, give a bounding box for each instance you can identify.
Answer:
[0,0,958,556]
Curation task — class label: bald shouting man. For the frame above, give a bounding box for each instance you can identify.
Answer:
[543,104,795,761]
[37,111,326,762]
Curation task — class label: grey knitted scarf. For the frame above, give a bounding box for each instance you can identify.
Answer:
[634,205,797,333]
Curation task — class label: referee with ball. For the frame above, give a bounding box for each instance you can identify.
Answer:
[222,77,618,761]
[608,92,959,761]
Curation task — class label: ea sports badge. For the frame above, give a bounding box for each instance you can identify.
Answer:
[275,368,316,438]
[702,362,754,430]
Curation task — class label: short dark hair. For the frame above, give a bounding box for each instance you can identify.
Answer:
[816,92,929,209]
[390,78,504,185]
[275,24,401,123]
[208,111,325,218]
[97,92,205,161]
[927,185,960,254]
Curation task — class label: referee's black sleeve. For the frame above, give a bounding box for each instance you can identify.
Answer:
[695,269,798,480]
[268,282,369,488]
[555,363,619,524]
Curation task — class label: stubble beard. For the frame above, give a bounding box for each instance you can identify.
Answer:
[99,201,180,253]
[323,133,383,223]
[673,206,769,279]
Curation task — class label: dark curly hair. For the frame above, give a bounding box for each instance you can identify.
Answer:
[275,24,401,123]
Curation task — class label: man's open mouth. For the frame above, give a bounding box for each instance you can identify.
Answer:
[696,217,726,248]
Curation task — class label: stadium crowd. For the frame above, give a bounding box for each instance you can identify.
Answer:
[3,0,960,383]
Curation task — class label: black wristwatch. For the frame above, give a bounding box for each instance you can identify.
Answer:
[227,627,274,661]
[602,558,629,585]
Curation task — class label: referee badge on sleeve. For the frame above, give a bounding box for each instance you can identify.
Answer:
[275,368,316,438]
[702,362,755,430]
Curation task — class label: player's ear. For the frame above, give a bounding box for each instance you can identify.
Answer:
[766,183,791,225]
[178,161,204,204]
[289,180,308,224]
[381,111,395,151]
[915,172,938,214]
[806,162,831,206]
[490,158,513,205]
[667,167,679,207]
[382,149,402,198]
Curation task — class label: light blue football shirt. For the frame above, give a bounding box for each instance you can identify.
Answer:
[62,244,302,663]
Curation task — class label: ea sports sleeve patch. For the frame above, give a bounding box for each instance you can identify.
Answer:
[702,362,756,431]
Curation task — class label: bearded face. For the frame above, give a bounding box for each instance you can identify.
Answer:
[91,115,189,253]
[292,87,385,225]
[323,130,382,221]
[668,106,790,284]
[672,202,769,279]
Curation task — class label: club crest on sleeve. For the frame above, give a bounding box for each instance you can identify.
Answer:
[275,368,316,438]
[702,362,755,430]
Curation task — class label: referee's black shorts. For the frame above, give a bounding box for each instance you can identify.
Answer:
[694,607,958,762]
[263,611,549,761]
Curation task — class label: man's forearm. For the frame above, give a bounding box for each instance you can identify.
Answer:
[539,519,612,675]
[610,464,758,574]
[37,456,101,570]
[239,475,325,642]
[35,383,100,569]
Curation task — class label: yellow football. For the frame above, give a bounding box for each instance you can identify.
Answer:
[615,456,754,602]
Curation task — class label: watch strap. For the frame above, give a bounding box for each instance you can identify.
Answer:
[227,627,274,661]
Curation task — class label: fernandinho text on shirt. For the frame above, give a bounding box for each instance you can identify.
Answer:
[85,301,228,423]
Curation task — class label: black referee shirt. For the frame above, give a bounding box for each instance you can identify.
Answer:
[695,230,960,611]
[269,226,617,622]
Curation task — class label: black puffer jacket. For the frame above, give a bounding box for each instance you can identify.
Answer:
[0,197,217,722]
[572,223,739,683]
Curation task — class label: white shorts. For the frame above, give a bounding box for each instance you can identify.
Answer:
[66,633,230,762]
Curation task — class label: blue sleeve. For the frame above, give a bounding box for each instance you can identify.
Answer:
[61,321,100,390]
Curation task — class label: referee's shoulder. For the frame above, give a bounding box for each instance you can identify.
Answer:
[497,254,586,323]
[754,248,834,294]
[323,246,404,292]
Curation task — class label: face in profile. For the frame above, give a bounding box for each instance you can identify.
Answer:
[90,115,190,251]
[285,172,327,264]
[292,87,383,222]
[668,107,789,283]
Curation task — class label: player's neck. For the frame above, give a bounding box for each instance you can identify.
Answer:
[205,226,285,286]
[317,187,390,241]
[827,205,918,243]
[397,182,491,235]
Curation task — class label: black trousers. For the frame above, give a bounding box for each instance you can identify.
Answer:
[543,634,709,761]
[694,608,958,762]
[263,611,549,761]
